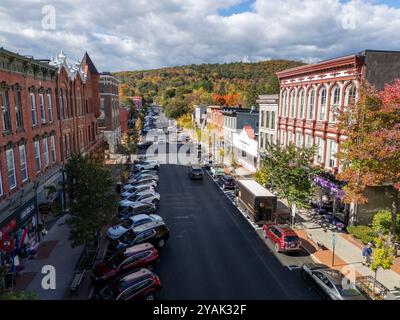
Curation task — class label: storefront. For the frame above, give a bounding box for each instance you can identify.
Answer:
[232,127,258,173]
[0,196,41,272]
[312,173,349,225]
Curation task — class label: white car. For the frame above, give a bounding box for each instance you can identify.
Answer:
[121,185,155,199]
[123,180,157,192]
[128,174,159,183]
[118,191,160,206]
[135,160,159,171]
[122,190,159,203]
[107,214,163,240]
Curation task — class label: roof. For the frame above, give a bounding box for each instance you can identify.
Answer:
[243,125,255,140]
[81,52,99,75]
[120,268,152,283]
[236,179,276,198]
[124,243,154,255]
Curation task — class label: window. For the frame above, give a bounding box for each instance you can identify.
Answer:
[318,87,327,121]
[1,90,11,131]
[308,89,315,119]
[19,144,28,182]
[15,91,23,128]
[43,138,49,167]
[59,90,64,120]
[299,89,305,118]
[50,135,56,162]
[281,131,286,146]
[266,111,270,129]
[47,93,53,122]
[271,111,275,129]
[330,86,341,122]
[30,93,38,126]
[260,133,264,149]
[39,93,46,124]
[290,90,296,118]
[34,141,41,173]
[0,170,3,196]
[296,134,303,148]
[316,137,324,163]
[288,131,293,144]
[260,111,265,127]
[306,135,313,148]
[6,148,16,190]
[328,140,337,168]
[283,90,289,117]
[344,85,357,112]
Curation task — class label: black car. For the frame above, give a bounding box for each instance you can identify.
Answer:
[218,175,235,190]
[107,221,170,253]
[118,202,157,219]
[188,166,203,180]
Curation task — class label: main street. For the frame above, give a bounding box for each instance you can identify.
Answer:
[140,111,320,300]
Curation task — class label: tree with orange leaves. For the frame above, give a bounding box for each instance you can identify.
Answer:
[338,80,400,236]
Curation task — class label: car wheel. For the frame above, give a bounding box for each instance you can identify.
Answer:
[153,199,159,207]
[221,184,225,190]
[274,243,281,253]
[157,238,166,248]
[262,229,267,238]
[145,292,155,300]
[155,165,159,170]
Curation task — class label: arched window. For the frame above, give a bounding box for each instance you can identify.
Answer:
[344,84,357,112]
[298,89,305,119]
[329,85,341,122]
[290,89,296,118]
[308,89,315,120]
[283,90,289,117]
[318,86,327,121]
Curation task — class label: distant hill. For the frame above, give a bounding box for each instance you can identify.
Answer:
[114,59,306,119]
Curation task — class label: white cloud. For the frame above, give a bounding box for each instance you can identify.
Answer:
[0,0,399,71]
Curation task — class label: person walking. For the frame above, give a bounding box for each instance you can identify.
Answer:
[362,242,373,266]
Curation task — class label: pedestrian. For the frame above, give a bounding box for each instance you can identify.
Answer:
[362,242,373,266]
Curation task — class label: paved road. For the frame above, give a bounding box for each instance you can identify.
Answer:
[154,164,319,300]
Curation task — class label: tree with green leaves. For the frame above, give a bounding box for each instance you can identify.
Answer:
[370,236,396,299]
[258,143,320,215]
[64,154,117,252]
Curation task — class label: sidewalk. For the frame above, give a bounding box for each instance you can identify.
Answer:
[17,214,84,300]
[294,208,400,294]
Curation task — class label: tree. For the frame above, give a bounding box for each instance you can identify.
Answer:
[370,236,396,298]
[337,80,400,235]
[121,132,138,162]
[265,75,280,94]
[259,143,320,214]
[1,290,38,300]
[64,154,117,252]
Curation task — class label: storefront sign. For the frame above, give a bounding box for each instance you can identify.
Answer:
[0,236,15,253]
[314,176,345,198]
[20,203,36,221]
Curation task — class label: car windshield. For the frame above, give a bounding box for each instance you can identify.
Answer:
[192,168,202,173]
[107,254,125,269]
[336,284,362,297]
[119,230,135,244]
[284,236,299,242]
[121,219,133,229]
[97,284,117,300]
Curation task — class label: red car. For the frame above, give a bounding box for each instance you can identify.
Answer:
[95,268,161,300]
[91,243,159,287]
[262,223,301,253]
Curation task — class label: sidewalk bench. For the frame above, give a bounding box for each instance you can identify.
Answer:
[306,232,325,251]
[70,270,86,295]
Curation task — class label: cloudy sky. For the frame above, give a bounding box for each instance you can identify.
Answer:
[0,0,399,72]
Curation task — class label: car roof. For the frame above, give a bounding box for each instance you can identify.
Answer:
[191,166,202,170]
[131,214,151,221]
[119,268,153,284]
[124,243,154,255]
[272,224,298,236]
[319,269,346,285]
[133,220,164,233]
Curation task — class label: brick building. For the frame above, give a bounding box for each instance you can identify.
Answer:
[99,72,121,153]
[276,50,400,226]
[0,48,62,264]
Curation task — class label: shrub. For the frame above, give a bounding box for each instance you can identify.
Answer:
[347,225,377,245]
[372,210,400,237]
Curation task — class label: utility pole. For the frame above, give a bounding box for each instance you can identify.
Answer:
[332,233,337,267]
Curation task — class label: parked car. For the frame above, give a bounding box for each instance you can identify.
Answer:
[210,165,225,178]
[262,223,301,253]
[119,191,160,206]
[107,214,164,240]
[123,180,157,192]
[129,173,159,183]
[95,268,161,300]
[92,243,159,286]
[202,159,214,169]
[129,170,158,180]
[301,263,366,300]
[218,175,235,190]
[121,185,155,199]
[108,220,170,252]
[118,202,157,219]
[188,166,203,180]
[135,160,160,171]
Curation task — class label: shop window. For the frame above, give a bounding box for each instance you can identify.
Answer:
[30,93,38,126]
[34,140,41,173]
[6,148,16,190]
[19,144,28,182]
